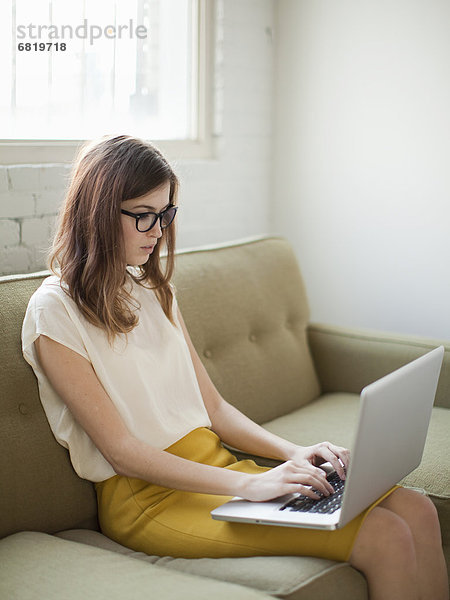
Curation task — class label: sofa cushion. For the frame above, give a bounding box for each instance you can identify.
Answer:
[173,238,321,424]
[0,273,98,539]
[0,532,270,600]
[262,393,450,545]
[56,529,368,600]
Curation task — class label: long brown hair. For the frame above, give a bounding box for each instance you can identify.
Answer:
[49,135,179,341]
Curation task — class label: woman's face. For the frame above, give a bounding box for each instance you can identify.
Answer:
[120,181,171,266]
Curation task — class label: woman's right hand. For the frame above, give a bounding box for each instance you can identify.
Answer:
[240,460,335,502]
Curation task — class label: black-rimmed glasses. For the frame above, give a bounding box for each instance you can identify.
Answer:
[121,204,178,232]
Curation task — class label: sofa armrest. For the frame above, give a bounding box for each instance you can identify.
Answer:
[308,323,450,409]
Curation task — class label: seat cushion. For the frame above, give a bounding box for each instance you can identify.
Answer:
[56,529,368,600]
[0,531,269,600]
[262,393,450,549]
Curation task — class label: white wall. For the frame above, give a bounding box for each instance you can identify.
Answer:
[174,0,274,249]
[0,0,275,275]
[273,0,450,340]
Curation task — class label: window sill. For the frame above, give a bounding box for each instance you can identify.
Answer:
[0,136,215,165]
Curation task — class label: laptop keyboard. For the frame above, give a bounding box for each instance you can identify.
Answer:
[279,471,345,515]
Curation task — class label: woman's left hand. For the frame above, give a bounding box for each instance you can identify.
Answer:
[289,442,350,481]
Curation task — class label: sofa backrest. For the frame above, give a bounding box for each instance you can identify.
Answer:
[172,237,321,424]
[0,236,320,539]
[0,272,98,539]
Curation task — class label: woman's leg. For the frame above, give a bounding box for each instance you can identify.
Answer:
[350,489,448,600]
[350,505,419,600]
[379,488,448,600]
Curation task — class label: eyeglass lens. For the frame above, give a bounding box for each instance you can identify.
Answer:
[137,206,177,232]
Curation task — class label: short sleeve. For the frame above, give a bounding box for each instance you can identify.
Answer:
[22,280,90,371]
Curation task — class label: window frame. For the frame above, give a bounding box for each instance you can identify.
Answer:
[0,0,214,164]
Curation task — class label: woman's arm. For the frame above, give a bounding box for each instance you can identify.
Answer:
[177,308,349,480]
[35,335,333,500]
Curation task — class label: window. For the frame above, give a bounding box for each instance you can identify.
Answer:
[0,0,213,162]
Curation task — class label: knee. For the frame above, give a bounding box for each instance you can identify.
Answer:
[402,488,438,516]
[388,488,441,538]
[350,507,416,570]
[370,507,416,557]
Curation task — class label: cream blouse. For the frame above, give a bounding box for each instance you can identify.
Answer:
[21,273,212,482]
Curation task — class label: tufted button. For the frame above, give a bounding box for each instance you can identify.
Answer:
[18,403,28,415]
[203,349,212,359]
[249,333,257,342]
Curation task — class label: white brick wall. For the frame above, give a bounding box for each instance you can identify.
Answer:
[0,0,275,276]
[21,216,55,248]
[0,168,9,193]
[0,219,20,246]
[175,0,275,249]
[0,164,69,274]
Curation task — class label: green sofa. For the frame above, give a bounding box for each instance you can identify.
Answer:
[1,236,448,599]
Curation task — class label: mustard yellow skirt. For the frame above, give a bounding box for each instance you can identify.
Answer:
[95,427,398,561]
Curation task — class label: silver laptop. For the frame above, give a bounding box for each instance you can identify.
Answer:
[211,346,444,530]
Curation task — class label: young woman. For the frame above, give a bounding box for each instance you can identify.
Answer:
[22,135,448,600]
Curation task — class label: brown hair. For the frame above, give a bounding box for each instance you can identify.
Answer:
[49,135,179,341]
